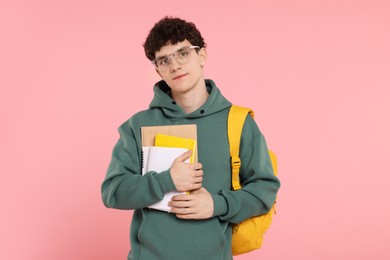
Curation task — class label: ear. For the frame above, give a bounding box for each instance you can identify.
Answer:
[198,47,208,67]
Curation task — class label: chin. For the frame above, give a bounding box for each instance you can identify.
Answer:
[172,84,192,94]
[168,79,192,92]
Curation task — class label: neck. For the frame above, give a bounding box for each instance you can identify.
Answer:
[172,80,209,114]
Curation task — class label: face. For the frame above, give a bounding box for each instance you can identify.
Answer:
[154,40,207,95]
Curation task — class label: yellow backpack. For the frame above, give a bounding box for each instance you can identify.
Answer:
[227,105,278,256]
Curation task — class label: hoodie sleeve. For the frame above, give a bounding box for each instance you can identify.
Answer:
[101,121,177,210]
[211,116,280,223]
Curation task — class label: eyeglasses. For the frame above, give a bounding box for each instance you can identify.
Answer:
[152,46,200,71]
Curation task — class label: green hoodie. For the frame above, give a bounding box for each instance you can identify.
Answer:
[102,79,280,260]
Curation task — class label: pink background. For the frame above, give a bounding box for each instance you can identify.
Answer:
[1,1,389,259]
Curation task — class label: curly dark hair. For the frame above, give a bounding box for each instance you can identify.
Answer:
[143,16,207,61]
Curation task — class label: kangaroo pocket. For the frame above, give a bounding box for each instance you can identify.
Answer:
[138,210,227,260]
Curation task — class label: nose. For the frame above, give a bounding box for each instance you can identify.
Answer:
[169,56,181,71]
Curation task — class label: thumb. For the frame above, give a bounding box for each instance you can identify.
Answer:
[175,150,193,162]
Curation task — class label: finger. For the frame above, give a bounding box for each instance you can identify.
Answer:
[191,163,203,170]
[172,207,194,215]
[191,170,203,177]
[185,183,202,192]
[194,176,203,184]
[174,150,193,162]
[169,200,193,208]
[171,194,191,201]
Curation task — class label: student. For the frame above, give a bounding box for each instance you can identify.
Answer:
[101,16,280,260]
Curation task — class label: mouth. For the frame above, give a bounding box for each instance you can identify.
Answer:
[173,73,188,80]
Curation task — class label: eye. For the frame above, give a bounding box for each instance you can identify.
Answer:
[178,49,190,58]
[157,57,169,66]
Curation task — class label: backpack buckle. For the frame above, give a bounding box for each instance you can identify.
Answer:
[231,156,241,170]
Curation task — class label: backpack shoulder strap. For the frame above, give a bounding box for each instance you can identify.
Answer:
[228,105,254,191]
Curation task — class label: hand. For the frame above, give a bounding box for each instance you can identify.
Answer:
[168,188,214,219]
[170,150,203,192]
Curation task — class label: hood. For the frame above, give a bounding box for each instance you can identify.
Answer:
[149,79,232,119]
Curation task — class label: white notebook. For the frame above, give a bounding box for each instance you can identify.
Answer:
[142,146,189,212]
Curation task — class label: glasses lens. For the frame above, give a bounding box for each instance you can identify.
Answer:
[155,56,169,68]
[176,48,191,61]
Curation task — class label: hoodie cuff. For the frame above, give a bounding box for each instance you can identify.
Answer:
[154,169,176,195]
[211,193,228,217]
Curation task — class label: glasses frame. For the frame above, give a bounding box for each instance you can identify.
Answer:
[152,46,200,70]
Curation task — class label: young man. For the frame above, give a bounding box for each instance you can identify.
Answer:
[101,17,280,260]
